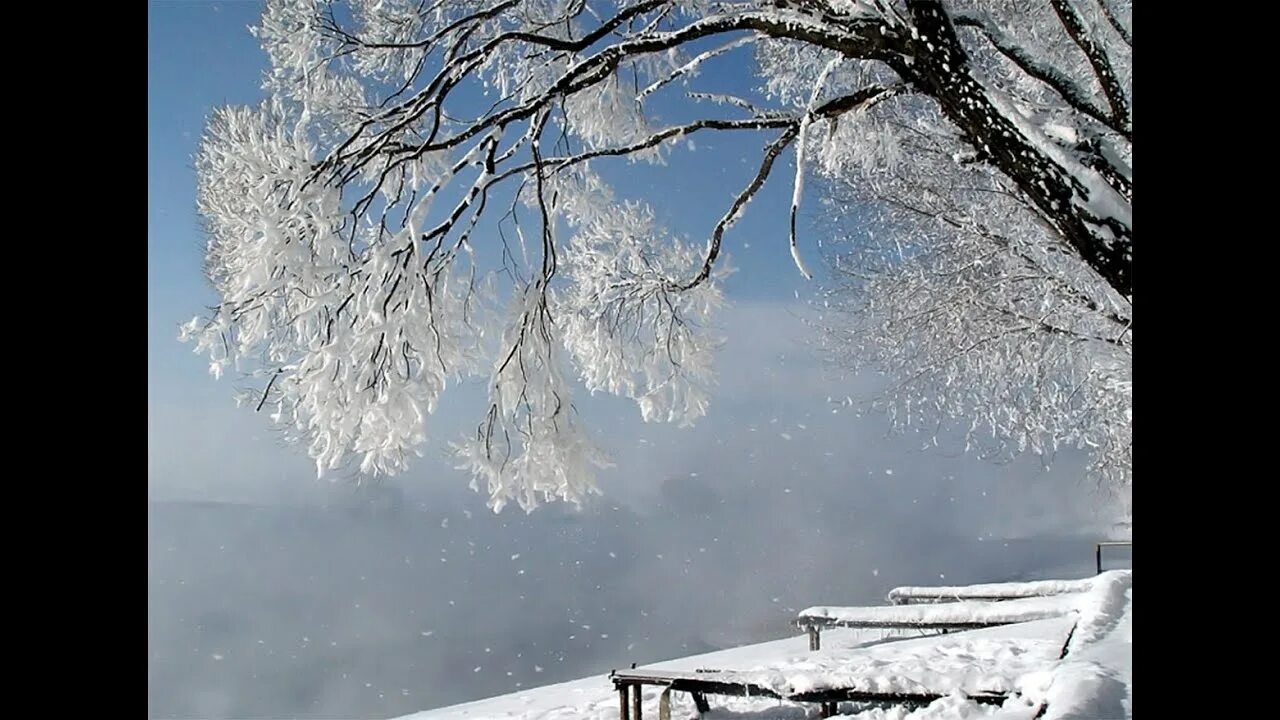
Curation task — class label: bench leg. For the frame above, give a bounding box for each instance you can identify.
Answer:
[619,686,630,720]
[808,626,821,651]
[691,691,710,713]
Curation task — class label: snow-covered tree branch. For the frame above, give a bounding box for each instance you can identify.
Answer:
[183,0,1132,509]
[812,0,1130,489]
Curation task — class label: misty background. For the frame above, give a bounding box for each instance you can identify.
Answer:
[149,302,1126,719]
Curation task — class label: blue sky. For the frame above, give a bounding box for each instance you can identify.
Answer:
[149,1,822,500]
[150,1,266,395]
[149,1,807,394]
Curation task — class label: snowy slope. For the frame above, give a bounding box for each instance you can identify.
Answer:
[394,572,1131,720]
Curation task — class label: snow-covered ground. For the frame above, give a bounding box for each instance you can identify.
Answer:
[394,571,1131,719]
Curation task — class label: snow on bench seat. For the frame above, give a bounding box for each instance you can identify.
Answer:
[797,594,1078,631]
[611,666,1009,704]
[886,576,1100,605]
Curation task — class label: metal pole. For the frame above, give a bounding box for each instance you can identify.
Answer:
[1096,543,1102,574]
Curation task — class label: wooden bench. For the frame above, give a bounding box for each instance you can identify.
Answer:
[795,598,1073,650]
[609,667,1006,719]
[887,578,1096,606]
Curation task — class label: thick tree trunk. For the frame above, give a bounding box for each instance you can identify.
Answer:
[896,0,1132,299]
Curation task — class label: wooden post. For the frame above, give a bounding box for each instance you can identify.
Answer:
[1096,543,1103,574]
[807,626,821,651]
[632,684,642,720]
[619,685,630,720]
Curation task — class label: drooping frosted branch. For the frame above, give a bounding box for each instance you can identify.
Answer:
[181,0,1132,506]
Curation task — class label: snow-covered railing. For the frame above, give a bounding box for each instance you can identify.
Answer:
[886,577,1097,605]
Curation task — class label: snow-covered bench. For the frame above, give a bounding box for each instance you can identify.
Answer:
[609,667,1007,719]
[886,576,1098,606]
[796,594,1077,650]
[611,615,1077,719]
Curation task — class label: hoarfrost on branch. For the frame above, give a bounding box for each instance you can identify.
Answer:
[184,0,1133,509]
